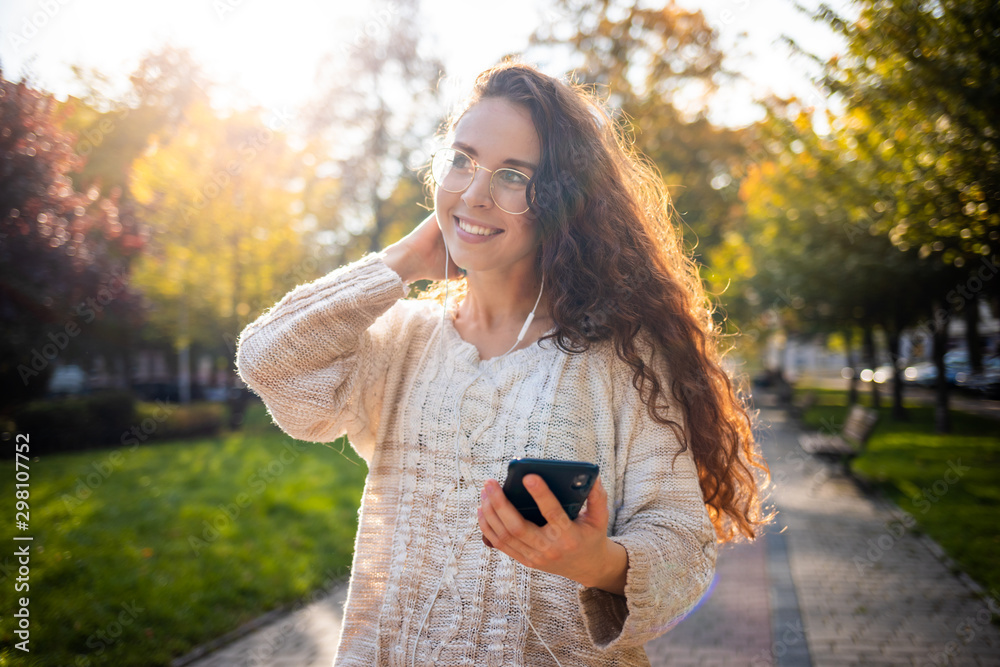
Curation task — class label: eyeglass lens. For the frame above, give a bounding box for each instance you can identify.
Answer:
[432,148,530,214]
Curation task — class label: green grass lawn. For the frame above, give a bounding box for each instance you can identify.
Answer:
[0,401,368,666]
[795,387,1000,596]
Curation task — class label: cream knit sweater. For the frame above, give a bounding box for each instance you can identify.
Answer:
[235,251,718,666]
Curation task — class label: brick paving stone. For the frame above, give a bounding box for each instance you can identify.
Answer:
[182,400,1000,667]
[179,581,348,667]
[645,536,774,666]
[756,406,1000,667]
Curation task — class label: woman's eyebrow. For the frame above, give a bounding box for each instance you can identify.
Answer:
[452,141,537,172]
[504,157,538,172]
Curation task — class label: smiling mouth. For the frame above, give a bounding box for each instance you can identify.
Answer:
[456,217,503,237]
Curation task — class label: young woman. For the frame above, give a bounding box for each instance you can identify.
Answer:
[236,61,769,666]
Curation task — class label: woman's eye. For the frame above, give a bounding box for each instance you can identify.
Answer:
[452,153,472,170]
[499,170,529,186]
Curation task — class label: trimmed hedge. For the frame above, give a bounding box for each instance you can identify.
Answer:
[9,391,135,453]
[133,399,225,441]
[5,393,225,455]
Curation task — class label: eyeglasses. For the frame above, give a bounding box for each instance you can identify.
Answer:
[430,147,533,215]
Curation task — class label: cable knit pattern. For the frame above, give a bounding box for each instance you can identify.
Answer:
[235,251,718,666]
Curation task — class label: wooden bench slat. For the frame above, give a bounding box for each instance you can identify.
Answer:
[797,403,879,460]
[841,404,879,444]
[799,434,854,455]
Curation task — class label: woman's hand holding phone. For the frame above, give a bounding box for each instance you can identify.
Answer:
[477,474,629,596]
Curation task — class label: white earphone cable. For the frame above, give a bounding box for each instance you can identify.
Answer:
[410,239,561,667]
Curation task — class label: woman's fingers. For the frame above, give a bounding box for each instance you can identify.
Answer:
[479,480,531,543]
[478,493,535,565]
[386,212,463,282]
[521,474,575,533]
[579,476,609,527]
[477,475,616,586]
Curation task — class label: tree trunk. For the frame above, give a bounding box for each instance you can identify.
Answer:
[367,95,391,254]
[965,293,981,373]
[178,296,190,405]
[888,326,908,421]
[774,332,792,404]
[864,324,880,410]
[368,192,389,254]
[845,329,858,405]
[932,305,951,434]
[122,325,135,391]
[228,211,246,430]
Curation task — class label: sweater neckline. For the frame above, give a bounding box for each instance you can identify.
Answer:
[440,303,557,367]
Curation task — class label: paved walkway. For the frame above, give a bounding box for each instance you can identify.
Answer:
[177,400,1000,667]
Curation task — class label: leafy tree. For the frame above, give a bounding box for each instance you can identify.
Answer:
[798,0,999,268]
[532,0,724,112]
[743,93,965,427]
[129,101,313,401]
[779,0,1000,430]
[61,47,214,196]
[532,0,747,251]
[0,71,145,409]
[529,0,756,351]
[305,0,445,262]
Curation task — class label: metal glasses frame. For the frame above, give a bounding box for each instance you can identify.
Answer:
[431,147,533,215]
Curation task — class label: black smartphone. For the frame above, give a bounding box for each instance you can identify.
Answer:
[501,458,600,526]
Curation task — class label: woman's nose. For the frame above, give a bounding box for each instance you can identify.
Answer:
[462,168,494,209]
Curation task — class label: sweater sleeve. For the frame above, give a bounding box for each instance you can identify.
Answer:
[234,251,409,463]
[577,349,718,650]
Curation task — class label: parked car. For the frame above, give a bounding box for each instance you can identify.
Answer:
[859,364,898,383]
[906,352,1000,394]
[903,361,937,387]
[955,356,1000,398]
[943,349,971,384]
[46,364,88,396]
[873,365,894,384]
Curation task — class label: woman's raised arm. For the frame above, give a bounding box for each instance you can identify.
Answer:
[236,212,461,460]
[235,252,408,462]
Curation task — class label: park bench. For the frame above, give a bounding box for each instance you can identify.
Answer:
[798,404,879,471]
[790,390,818,419]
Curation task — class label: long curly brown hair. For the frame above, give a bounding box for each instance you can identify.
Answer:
[419,61,770,543]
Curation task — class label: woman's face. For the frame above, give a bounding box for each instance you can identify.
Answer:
[435,97,542,279]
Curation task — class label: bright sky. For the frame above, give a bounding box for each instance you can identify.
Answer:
[0,0,851,127]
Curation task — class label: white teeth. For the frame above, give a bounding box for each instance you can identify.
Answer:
[457,219,501,236]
